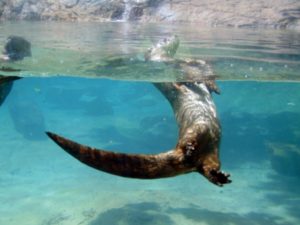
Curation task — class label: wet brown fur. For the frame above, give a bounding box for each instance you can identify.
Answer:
[47,81,231,186]
[46,36,231,186]
[47,132,191,179]
[0,76,21,106]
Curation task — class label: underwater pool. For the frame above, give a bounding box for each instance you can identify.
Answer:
[0,22,300,225]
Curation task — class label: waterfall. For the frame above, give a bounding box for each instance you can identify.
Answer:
[122,0,133,21]
[122,0,146,21]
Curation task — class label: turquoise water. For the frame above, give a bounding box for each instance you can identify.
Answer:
[0,22,300,225]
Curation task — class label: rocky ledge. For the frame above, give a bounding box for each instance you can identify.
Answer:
[0,0,299,29]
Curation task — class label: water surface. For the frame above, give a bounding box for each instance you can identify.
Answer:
[0,21,299,81]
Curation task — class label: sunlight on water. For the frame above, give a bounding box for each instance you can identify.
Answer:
[0,21,299,81]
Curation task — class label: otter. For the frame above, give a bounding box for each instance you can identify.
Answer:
[1,35,31,61]
[0,36,31,106]
[47,36,231,186]
[0,76,20,106]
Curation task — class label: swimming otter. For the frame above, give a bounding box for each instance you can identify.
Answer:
[47,36,231,186]
[0,76,20,106]
[0,36,31,106]
[1,35,31,61]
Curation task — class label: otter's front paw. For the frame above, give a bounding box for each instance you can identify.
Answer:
[209,170,231,186]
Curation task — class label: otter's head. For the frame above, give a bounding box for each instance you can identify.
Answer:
[3,36,31,61]
[145,35,180,61]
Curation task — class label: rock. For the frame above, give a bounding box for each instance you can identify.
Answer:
[110,4,125,20]
[128,6,144,20]
[0,0,299,29]
[277,7,300,29]
[60,0,79,9]
[0,2,5,17]
[147,0,163,8]
[90,0,125,20]
[19,2,42,20]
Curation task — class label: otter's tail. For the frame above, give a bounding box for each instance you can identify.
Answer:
[46,132,184,179]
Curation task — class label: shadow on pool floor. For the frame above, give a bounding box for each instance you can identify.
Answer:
[88,201,292,225]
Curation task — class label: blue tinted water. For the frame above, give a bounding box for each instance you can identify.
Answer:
[1,77,299,225]
[0,22,300,225]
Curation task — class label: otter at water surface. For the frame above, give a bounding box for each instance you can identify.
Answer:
[47,36,231,186]
[0,36,31,106]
